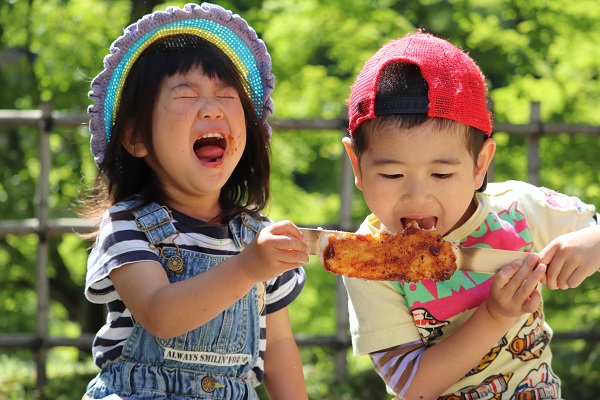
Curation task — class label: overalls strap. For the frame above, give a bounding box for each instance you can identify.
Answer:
[229,212,265,248]
[132,203,178,245]
[132,204,264,248]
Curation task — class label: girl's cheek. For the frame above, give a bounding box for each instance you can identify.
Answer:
[227,135,243,156]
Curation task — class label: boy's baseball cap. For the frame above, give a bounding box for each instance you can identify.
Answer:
[347,32,492,136]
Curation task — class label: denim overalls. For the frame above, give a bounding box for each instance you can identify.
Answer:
[87,203,264,399]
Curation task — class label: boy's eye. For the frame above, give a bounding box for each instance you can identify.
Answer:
[381,174,403,180]
[433,173,453,179]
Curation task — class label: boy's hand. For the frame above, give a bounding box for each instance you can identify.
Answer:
[485,254,546,323]
[238,220,310,283]
[539,226,600,290]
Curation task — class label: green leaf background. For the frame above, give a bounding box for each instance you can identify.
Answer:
[1,0,599,398]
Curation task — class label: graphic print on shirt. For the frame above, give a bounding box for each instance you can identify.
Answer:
[512,363,560,400]
[412,308,448,343]
[507,307,550,362]
[541,187,588,213]
[466,336,509,376]
[399,202,534,322]
[439,372,513,400]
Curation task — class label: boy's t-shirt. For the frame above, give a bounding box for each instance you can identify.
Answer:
[344,180,597,399]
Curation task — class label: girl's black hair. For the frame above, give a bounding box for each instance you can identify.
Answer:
[85,34,270,225]
[352,62,487,162]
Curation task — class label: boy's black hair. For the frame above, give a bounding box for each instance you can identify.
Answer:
[93,35,270,224]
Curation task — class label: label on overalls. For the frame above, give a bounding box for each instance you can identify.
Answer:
[163,348,252,366]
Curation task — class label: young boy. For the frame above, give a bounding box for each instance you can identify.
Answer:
[341,31,600,399]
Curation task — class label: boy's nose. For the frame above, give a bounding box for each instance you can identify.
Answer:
[400,180,432,203]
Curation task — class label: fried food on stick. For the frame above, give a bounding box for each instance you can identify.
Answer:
[320,221,457,282]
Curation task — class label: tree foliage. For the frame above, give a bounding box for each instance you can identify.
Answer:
[1,0,600,398]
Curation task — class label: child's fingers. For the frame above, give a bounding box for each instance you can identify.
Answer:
[511,262,546,316]
[278,235,311,255]
[521,286,542,314]
[266,221,311,254]
[493,259,522,286]
[277,249,310,266]
[517,263,546,297]
[538,243,557,269]
[269,220,308,243]
[499,254,540,291]
[543,252,567,290]
[550,263,596,290]
[565,268,590,289]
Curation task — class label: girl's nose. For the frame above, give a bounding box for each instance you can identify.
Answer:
[199,98,223,119]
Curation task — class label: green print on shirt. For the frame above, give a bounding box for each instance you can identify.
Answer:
[436,272,477,298]
[468,205,527,240]
[469,211,505,238]
[395,271,492,307]
[500,203,535,244]
[464,203,534,250]
[500,202,526,224]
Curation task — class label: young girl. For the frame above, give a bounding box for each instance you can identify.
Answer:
[81,4,309,399]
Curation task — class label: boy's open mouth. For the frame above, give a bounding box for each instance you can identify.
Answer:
[402,217,437,230]
[193,133,226,163]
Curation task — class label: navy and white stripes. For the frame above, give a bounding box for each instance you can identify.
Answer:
[85,201,305,385]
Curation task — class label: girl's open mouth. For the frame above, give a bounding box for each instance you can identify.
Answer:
[193,133,226,164]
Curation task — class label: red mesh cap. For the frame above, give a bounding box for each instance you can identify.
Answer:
[347,32,492,136]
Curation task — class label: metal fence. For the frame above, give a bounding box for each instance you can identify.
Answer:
[1,101,600,394]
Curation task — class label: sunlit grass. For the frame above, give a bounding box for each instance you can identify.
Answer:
[0,353,34,400]
[0,349,97,400]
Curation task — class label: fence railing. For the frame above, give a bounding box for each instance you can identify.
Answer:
[1,101,600,394]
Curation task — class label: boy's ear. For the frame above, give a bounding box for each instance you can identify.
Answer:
[121,126,148,158]
[342,137,363,191]
[475,137,496,189]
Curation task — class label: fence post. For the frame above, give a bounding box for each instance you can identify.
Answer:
[527,102,541,185]
[35,101,52,394]
[335,131,353,383]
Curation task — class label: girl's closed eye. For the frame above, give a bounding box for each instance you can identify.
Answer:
[216,87,239,99]
[172,85,198,99]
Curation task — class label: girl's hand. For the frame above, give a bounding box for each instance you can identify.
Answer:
[539,226,600,290]
[238,220,310,283]
[484,254,546,324]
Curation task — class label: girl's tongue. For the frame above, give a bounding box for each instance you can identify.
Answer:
[194,145,224,163]
[194,137,226,163]
[402,217,437,230]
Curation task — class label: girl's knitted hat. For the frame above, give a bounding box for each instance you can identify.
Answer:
[88,2,274,169]
[347,32,492,136]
